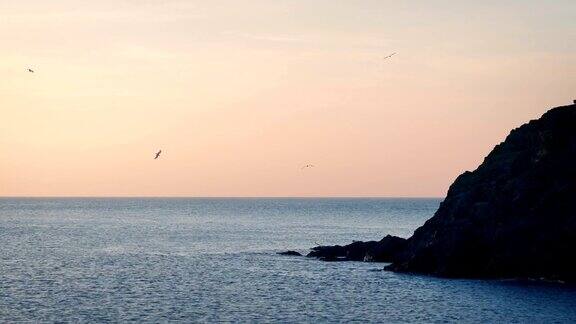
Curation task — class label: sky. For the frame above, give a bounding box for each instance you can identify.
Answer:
[1,0,575,197]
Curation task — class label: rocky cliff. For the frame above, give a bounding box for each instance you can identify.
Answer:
[308,103,576,282]
[386,103,576,281]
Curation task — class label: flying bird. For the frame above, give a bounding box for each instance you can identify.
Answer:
[383,53,396,60]
[27,68,34,73]
[301,164,314,170]
[154,150,162,159]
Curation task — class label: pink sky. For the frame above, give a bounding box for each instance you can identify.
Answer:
[1,0,575,197]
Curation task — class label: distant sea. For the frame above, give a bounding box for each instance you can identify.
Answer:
[2,198,576,323]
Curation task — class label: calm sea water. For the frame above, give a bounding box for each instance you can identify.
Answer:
[1,198,576,323]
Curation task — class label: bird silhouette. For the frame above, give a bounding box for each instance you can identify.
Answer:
[154,150,162,159]
[27,68,34,73]
[301,164,314,170]
[383,53,396,60]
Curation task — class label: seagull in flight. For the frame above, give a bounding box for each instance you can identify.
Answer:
[383,53,396,60]
[301,164,314,170]
[154,150,162,160]
[27,68,34,73]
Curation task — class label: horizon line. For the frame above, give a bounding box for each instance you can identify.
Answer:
[0,196,443,199]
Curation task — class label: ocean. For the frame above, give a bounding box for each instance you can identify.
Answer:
[1,198,576,323]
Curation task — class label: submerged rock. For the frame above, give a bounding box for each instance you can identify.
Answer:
[386,103,576,282]
[277,250,302,256]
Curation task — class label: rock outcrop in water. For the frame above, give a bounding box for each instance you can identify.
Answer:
[277,250,303,256]
[310,102,576,282]
[307,235,407,262]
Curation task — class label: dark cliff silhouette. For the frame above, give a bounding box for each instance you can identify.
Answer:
[305,102,576,282]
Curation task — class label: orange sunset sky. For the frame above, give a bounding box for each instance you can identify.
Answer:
[1,0,575,197]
